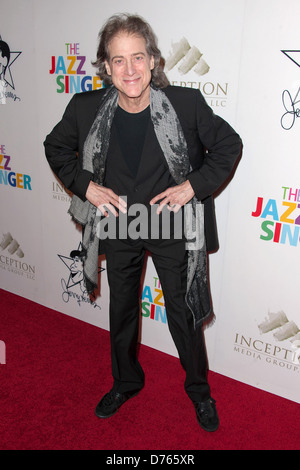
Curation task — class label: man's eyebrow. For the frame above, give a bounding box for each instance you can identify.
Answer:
[111,52,146,61]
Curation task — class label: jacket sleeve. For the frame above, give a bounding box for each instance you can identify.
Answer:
[44,94,93,201]
[186,90,242,201]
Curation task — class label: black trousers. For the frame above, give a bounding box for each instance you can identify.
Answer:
[103,235,211,403]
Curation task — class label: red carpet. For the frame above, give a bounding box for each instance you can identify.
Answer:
[0,288,299,451]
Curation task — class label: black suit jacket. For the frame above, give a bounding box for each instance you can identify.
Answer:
[44,85,242,252]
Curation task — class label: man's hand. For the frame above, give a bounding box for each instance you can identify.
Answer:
[150,180,195,214]
[85,181,127,217]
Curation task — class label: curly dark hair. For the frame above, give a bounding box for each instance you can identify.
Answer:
[92,13,169,88]
[0,40,10,77]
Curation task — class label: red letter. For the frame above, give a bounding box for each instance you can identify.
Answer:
[150,303,155,320]
[273,223,282,243]
[252,197,263,217]
[49,56,56,74]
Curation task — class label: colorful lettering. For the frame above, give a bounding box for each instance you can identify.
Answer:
[0,154,11,170]
[0,171,31,190]
[253,188,300,247]
[251,197,263,217]
[153,288,164,306]
[67,56,77,74]
[280,202,297,224]
[49,45,104,94]
[0,147,32,191]
[142,285,153,303]
[261,199,279,221]
[140,278,166,324]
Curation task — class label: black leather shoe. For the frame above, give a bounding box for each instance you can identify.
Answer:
[194,397,219,432]
[95,389,140,418]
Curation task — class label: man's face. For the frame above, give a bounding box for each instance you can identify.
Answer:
[70,256,83,274]
[105,32,154,108]
[0,53,8,78]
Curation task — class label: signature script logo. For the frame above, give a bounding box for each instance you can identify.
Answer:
[281,50,300,130]
[281,86,300,130]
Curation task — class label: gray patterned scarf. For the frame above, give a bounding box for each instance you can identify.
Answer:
[69,84,212,328]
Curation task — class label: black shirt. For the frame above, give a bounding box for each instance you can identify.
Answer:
[113,105,150,178]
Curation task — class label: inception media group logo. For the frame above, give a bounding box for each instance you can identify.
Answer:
[0,231,35,280]
[234,309,300,373]
[0,35,22,103]
[165,37,210,76]
[0,232,24,258]
[165,37,229,108]
[258,310,300,366]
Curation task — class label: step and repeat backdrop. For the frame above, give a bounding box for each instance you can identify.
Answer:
[1,0,299,403]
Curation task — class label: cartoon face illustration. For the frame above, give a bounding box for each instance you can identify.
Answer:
[0,41,10,80]
[69,250,84,284]
[58,243,103,309]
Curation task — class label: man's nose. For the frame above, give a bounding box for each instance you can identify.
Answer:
[124,59,135,75]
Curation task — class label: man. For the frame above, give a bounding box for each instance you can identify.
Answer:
[44,13,242,432]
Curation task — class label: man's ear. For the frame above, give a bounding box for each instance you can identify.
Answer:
[150,55,155,71]
[105,60,111,75]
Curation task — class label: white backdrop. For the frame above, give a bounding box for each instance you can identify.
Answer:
[1,0,299,403]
